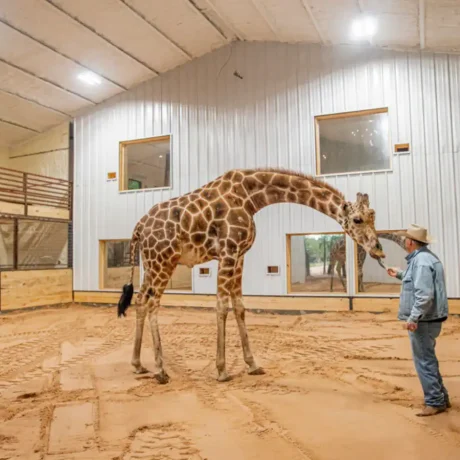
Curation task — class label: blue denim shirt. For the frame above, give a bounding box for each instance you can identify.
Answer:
[396,247,448,323]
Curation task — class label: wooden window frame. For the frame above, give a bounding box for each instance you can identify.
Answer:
[286,231,347,296]
[315,107,392,177]
[99,239,139,290]
[119,135,172,193]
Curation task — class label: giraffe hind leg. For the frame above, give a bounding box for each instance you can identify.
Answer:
[232,257,264,376]
[131,286,149,374]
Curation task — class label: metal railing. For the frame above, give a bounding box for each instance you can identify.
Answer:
[0,166,72,218]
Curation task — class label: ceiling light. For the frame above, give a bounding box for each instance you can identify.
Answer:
[77,71,102,86]
[159,155,163,158]
[351,16,377,40]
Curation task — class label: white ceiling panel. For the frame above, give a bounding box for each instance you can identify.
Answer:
[426,0,460,51]
[0,89,68,132]
[206,0,278,41]
[0,120,36,146]
[254,0,321,43]
[307,0,361,45]
[0,0,155,87]
[0,60,89,115]
[362,0,418,16]
[0,22,121,103]
[125,0,228,57]
[50,0,189,73]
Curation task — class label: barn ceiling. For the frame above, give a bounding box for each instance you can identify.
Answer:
[0,0,459,148]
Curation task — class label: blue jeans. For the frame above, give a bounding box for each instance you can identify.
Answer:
[409,321,448,407]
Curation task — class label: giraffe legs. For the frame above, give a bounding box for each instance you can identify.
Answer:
[147,295,169,384]
[216,295,231,382]
[131,290,149,374]
[130,269,171,384]
[232,258,263,375]
[337,263,346,290]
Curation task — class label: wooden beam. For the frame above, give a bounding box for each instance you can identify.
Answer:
[74,291,350,312]
[199,0,245,41]
[46,0,159,76]
[300,0,327,45]
[419,0,426,50]
[119,0,193,60]
[0,18,127,91]
[185,0,229,41]
[249,0,280,40]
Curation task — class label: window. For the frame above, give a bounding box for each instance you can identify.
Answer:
[99,239,192,292]
[0,219,69,270]
[356,230,405,295]
[119,135,171,192]
[166,265,192,291]
[315,108,390,176]
[287,233,347,294]
[100,240,140,290]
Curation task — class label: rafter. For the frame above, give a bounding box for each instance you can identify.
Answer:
[0,118,40,133]
[120,0,193,60]
[200,0,245,41]
[0,58,97,106]
[46,0,159,76]
[0,18,127,91]
[185,0,229,41]
[0,88,71,117]
[419,0,426,50]
[249,0,280,40]
[300,0,327,45]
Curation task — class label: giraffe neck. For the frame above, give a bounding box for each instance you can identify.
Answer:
[241,171,346,225]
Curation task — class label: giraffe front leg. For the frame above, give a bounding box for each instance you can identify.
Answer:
[232,296,264,375]
[131,292,149,374]
[231,257,264,376]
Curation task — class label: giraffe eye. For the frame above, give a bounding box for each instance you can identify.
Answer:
[353,218,363,225]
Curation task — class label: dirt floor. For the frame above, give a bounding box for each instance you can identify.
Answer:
[1,305,459,460]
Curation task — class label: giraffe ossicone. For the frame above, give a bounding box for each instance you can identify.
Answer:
[117,168,385,383]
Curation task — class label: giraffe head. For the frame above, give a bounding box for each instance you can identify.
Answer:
[339,192,385,260]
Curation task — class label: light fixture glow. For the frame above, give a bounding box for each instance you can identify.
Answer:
[351,16,377,40]
[77,71,102,86]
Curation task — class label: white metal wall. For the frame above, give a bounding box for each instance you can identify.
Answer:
[73,41,460,297]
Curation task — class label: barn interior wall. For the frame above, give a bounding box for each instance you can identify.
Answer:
[3,122,70,180]
[73,41,460,297]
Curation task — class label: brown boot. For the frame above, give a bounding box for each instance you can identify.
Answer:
[416,405,446,417]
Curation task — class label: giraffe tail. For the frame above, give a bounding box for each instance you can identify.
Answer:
[117,224,140,318]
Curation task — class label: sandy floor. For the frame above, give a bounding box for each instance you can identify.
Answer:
[1,305,459,460]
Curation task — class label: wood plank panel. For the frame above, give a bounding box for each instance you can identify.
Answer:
[74,291,349,311]
[9,122,69,158]
[1,269,72,310]
[73,291,460,315]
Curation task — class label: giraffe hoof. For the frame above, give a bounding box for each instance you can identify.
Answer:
[133,367,149,375]
[154,371,170,385]
[217,372,232,383]
[248,367,265,376]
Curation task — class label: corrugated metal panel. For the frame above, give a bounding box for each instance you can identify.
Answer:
[74,41,460,297]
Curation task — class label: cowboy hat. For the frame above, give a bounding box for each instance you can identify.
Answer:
[396,224,435,244]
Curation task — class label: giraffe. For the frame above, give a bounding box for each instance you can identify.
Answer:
[117,168,385,384]
[329,232,406,292]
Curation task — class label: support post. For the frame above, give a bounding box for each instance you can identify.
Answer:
[13,218,18,270]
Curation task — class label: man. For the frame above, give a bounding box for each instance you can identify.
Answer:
[387,224,449,416]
